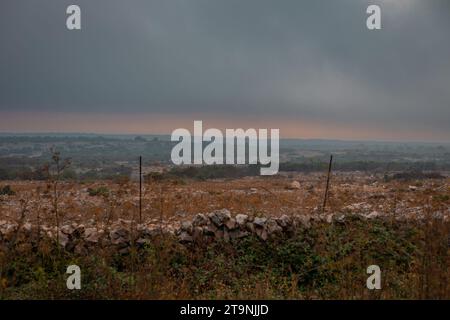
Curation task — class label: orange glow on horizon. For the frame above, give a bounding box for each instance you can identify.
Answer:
[0,111,448,143]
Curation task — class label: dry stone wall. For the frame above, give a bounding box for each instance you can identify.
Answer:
[0,208,448,255]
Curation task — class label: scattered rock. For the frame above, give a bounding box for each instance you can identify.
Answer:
[23,223,32,233]
[192,226,203,240]
[229,229,249,240]
[110,228,129,245]
[276,215,291,229]
[58,232,69,248]
[138,226,160,238]
[208,209,231,227]
[295,215,311,228]
[253,217,267,228]
[224,218,237,230]
[344,202,371,212]
[181,221,193,233]
[73,224,85,238]
[255,228,268,241]
[333,213,346,223]
[178,231,193,243]
[192,214,209,227]
[85,227,100,243]
[203,224,217,236]
[214,229,224,239]
[246,222,255,233]
[288,181,301,190]
[60,224,74,235]
[266,218,282,235]
[235,214,248,226]
[366,211,381,219]
[136,238,151,246]
[223,229,230,242]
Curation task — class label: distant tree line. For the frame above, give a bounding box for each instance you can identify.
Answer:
[0,165,132,181]
[155,165,261,181]
[1,160,449,182]
[280,160,450,173]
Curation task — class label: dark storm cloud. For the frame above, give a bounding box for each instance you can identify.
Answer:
[0,0,449,135]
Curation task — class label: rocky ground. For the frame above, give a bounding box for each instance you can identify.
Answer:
[0,172,448,253]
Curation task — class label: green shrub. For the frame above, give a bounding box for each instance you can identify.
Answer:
[0,185,15,196]
[0,219,448,299]
[87,186,110,197]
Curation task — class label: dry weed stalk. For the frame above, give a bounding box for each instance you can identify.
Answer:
[7,195,30,251]
[43,148,71,245]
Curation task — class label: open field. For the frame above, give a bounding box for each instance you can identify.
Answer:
[0,172,450,223]
[1,172,449,226]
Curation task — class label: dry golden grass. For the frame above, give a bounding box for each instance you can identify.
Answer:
[1,173,448,227]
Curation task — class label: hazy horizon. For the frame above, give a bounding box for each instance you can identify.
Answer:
[1,127,449,145]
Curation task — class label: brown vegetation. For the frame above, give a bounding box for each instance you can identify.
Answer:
[0,172,449,299]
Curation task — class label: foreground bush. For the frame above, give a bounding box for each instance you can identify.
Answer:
[0,217,448,299]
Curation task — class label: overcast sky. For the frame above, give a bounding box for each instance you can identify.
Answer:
[0,0,449,141]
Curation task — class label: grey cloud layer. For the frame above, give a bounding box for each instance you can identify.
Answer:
[1,0,449,134]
